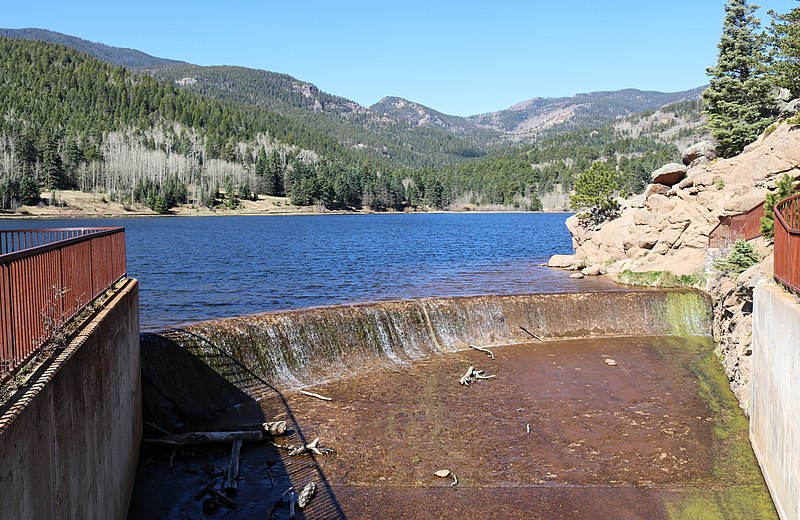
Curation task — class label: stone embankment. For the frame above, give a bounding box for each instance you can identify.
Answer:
[551,112,800,413]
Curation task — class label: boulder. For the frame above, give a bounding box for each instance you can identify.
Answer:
[581,265,602,276]
[548,254,584,269]
[569,273,584,279]
[780,98,800,118]
[682,141,718,166]
[645,183,671,198]
[651,163,688,186]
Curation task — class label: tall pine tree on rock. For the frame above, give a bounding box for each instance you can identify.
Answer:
[703,0,775,158]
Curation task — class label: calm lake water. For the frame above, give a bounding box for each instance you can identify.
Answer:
[1,213,611,330]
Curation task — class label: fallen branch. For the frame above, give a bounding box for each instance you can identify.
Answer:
[473,370,496,380]
[300,390,332,401]
[197,484,236,509]
[275,437,335,457]
[468,344,495,359]
[143,431,263,447]
[519,326,543,342]
[459,366,475,386]
[224,440,242,492]
[208,421,288,436]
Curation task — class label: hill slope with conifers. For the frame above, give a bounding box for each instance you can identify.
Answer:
[0,34,707,214]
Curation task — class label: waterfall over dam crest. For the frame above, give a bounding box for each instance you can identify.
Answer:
[150,290,712,392]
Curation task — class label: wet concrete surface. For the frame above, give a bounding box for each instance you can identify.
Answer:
[128,336,776,519]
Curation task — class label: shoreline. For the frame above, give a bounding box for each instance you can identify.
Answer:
[0,190,570,220]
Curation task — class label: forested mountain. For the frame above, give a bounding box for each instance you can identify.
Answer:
[140,63,494,168]
[469,87,706,136]
[0,32,707,215]
[0,28,181,68]
[0,29,705,170]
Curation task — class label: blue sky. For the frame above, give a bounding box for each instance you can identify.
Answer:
[4,1,798,116]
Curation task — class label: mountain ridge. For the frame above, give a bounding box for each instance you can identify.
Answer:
[0,27,704,148]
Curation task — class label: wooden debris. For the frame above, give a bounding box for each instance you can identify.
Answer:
[143,431,263,447]
[288,490,297,519]
[277,437,335,457]
[210,421,287,436]
[473,370,496,380]
[468,344,495,359]
[224,440,242,492]
[460,367,496,385]
[604,358,618,366]
[434,469,451,478]
[519,326,543,341]
[297,482,316,509]
[197,483,236,509]
[300,390,332,401]
[459,366,475,386]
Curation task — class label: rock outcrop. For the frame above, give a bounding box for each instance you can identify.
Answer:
[566,122,800,277]
[555,119,800,413]
[651,162,688,186]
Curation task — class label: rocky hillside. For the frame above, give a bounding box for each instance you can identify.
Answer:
[469,87,705,136]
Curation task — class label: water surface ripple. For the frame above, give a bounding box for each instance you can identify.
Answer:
[1,213,614,330]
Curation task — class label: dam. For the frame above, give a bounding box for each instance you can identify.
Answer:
[128,291,776,519]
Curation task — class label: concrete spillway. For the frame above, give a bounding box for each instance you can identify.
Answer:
[173,290,711,391]
[131,290,776,519]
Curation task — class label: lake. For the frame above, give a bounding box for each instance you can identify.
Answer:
[0,213,611,330]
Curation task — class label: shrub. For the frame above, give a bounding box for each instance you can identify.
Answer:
[713,240,762,274]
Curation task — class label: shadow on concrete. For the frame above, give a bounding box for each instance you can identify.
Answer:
[128,330,347,519]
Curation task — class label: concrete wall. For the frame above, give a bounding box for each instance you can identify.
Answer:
[0,279,141,520]
[751,283,800,520]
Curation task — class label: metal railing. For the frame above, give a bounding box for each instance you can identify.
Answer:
[708,202,765,248]
[0,227,126,381]
[774,194,800,294]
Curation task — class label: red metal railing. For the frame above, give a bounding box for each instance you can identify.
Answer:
[708,202,766,248]
[774,194,800,293]
[0,227,126,381]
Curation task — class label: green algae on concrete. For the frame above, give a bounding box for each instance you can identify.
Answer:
[659,290,712,337]
[659,336,777,520]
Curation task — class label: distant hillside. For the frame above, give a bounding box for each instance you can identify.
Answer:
[369,96,497,139]
[469,87,706,136]
[140,64,497,167]
[0,28,182,68]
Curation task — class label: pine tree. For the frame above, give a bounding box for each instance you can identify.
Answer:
[767,5,800,98]
[570,162,620,227]
[703,0,775,158]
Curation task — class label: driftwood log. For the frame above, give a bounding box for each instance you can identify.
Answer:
[468,344,496,359]
[143,431,263,447]
[224,440,242,492]
[300,390,332,401]
[460,366,496,386]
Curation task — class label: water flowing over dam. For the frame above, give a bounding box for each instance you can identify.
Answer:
[173,290,711,391]
[131,290,776,519]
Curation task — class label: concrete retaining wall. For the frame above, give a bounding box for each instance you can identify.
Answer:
[751,283,800,520]
[0,279,141,520]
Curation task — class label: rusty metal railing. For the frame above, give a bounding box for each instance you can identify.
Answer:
[774,194,800,294]
[0,227,126,381]
[708,202,766,248]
